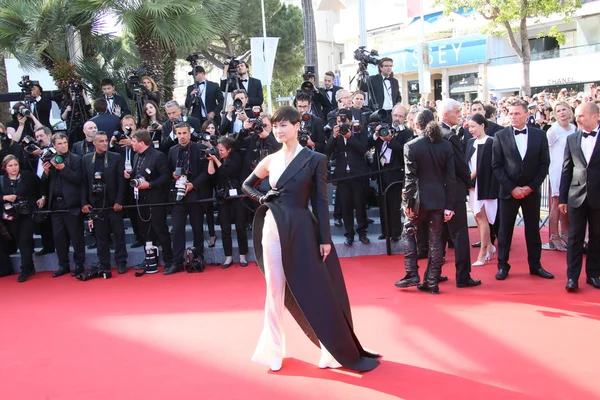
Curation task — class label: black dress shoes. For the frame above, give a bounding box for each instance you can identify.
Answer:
[496,268,509,280]
[457,278,482,288]
[35,248,54,256]
[417,284,440,294]
[163,265,182,275]
[438,276,448,283]
[52,266,71,278]
[394,274,420,288]
[359,235,370,244]
[344,237,354,246]
[71,265,85,277]
[130,240,144,249]
[221,261,233,269]
[118,265,128,274]
[566,279,578,292]
[586,277,600,289]
[530,267,554,279]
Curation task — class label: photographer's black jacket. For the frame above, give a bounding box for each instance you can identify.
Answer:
[72,139,95,157]
[0,170,43,214]
[184,80,224,122]
[324,129,370,179]
[104,93,131,118]
[220,108,255,136]
[32,96,53,131]
[234,131,281,180]
[168,142,212,201]
[42,152,83,215]
[220,77,264,108]
[303,115,327,154]
[131,146,171,203]
[0,140,23,175]
[212,151,243,191]
[81,151,125,207]
[319,85,342,117]
[160,116,202,155]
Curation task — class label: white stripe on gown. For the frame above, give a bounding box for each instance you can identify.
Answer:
[252,145,339,368]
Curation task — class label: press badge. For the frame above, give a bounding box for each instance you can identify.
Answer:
[153,140,159,148]
[229,188,238,197]
[134,187,139,199]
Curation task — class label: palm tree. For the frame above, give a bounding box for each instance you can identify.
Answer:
[301,0,319,78]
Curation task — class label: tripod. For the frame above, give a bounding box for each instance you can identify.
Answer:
[220,70,241,121]
[68,95,89,143]
[132,88,144,127]
[350,62,379,110]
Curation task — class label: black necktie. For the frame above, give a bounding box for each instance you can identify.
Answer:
[514,129,527,135]
[583,131,597,138]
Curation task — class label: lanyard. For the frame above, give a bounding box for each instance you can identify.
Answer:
[92,151,109,167]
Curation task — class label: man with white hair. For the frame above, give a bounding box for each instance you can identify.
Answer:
[436,99,481,288]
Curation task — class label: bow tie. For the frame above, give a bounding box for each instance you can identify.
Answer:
[198,81,205,85]
[326,88,333,92]
[240,79,248,82]
[514,129,527,135]
[383,77,390,81]
[107,97,114,100]
[583,130,597,138]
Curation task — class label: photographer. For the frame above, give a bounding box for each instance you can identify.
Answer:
[126,129,173,273]
[1,155,46,282]
[185,66,224,125]
[0,123,23,175]
[81,131,128,275]
[207,136,248,268]
[42,133,85,278]
[5,102,43,143]
[160,100,202,155]
[320,71,343,117]
[236,112,281,180]
[90,98,121,140]
[28,83,53,131]
[325,102,370,246]
[140,76,161,105]
[72,121,97,157]
[221,89,260,136]
[294,69,325,119]
[220,61,263,108]
[200,119,218,247]
[60,84,91,143]
[351,90,372,115]
[295,93,326,154]
[165,122,211,274]
[101,78,131,118]
[367,57,401,119]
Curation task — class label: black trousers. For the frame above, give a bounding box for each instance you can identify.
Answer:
[567,198,600,281]
[333,185,342,220]
[444,200,472,283]
[50,205,85,269]
[7,214,35,272]
[338,176,368,238]
[219,198,248,257]
[172,202,204,265]
[403,209,444,288]
[35,217,55,251]
[94,209,127,268]
[137,202,173,265]
[498,192,542,270]
[125,190,142,241]
[202,202,216,237]
[379,172,403,238]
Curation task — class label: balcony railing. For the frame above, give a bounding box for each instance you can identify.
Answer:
[489,43,600,66]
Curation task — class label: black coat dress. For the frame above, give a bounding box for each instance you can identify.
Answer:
[247,147,379,372]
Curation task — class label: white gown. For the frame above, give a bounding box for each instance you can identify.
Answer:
[547,122,576,196]
[252,145,339,369]
[468,136,498,224]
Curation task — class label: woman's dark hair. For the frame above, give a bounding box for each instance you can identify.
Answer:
[140,100,163,129]
[218,136,235,151]
[468,113,488,130]
[11,102,26,121]
[422,121,443,143]
[414,108,435,130]
[271,105,301,125]
[201,119,219,135]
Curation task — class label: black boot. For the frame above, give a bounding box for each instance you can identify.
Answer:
[396,221,420,288]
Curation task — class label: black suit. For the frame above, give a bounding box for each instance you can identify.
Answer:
[160,116,202,155]
[302,115,327,154]
[104,94,131,118]
[220,76,263,108]
[168,142,211,264]
[367,75,401,114]
[492,126,549,271]
[72,140,95,157]
[320,85,342,117]
[402,135,456,288]
[90,113,121,139]
[31,96,53,131]
[81,151,128,268]
[131,146,173,266]
[234,131,281,181]
[43,152,85,270]
[185,80,224,124]
[560,128,600,282]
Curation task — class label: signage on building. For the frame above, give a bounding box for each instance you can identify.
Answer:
[371,35,487,74]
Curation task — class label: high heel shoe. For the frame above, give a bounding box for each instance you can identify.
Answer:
[486,245,497,260]
[550,234,566,252]
[472,259,487,267]
[209,236,217,248]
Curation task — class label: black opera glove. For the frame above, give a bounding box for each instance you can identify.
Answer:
[261,189,280,204]
[242,173,280,204]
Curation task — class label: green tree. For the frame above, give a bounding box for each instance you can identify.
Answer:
[436,0,582,96]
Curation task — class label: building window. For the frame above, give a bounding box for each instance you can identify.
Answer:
[407,80,420,105]
[449,73,479,102]
[529,37,559,61]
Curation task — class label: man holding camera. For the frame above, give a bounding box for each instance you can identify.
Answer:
[42,133,85,277]
[101,78,131,118]
[185,66,224,125]
[81,131,128,275]
[221,89,259,137]
[166,123,211,274]
[126,129,173,274]
[295,93,326,154]
[220,61,263,108]
[236,112,282,181]
[325,93,371,246]
[367,58,401,121]
[160,101,202,155]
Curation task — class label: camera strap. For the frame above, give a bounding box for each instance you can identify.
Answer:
[91,151,109,168]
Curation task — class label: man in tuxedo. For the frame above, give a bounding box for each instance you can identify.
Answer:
[126,129,173,274]
[295,93,326,154]
[395,108,455,294]
[437,99,481,287]
[325,99,370,246]
[370,104,414,241]
[559,102,600,291]
[492,98,552,281]
[220,61,263,108]
[367,57,401,121]
[72,121,97,157]
[185,66,224,125]
[160,101,202,154]
[165,123,212,275]
[320,71,342,117]
[81,131,128,275]
[100,78,131,118]
[459,100,502,154]
[90,98,121,140]
[29,84,53,131]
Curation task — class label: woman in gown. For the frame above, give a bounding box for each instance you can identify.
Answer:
[242,106,379,372]
[466,114,499,266]
[546,101,575,250]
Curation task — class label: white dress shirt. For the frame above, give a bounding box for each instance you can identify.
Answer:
[197,81,207,117]
[513,126,528,160]
[381,76,393,110]
[581,125,599,164]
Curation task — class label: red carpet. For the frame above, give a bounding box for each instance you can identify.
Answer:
[1,227,599,400]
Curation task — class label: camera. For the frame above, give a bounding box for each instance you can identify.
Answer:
[113,126,131,143]
[17,75,38,96]
[367,109,392,137]
[0,131,12,142]
[337,109,351,135]
[232,98,244,113]
[18,106,31,117]
[150,122,160,130]
[215,187,228,203]
[186,53,204,76]
[128,68,146,92]
[69,81,84,101]
[224,57,241,76]
[2,200,28,221]
[184,247,205,273]
[298,112,311,147]
[40,147,64,165]
[175,175,188,202]
[20,136,40,154]
[354,46,379,66]
[204,147,218,158]
[92,171,106,197]
[130,177,145,188]
[248,113,266,136]
[199,132,218,146]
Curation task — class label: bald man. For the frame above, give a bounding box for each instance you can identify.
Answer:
[560,102,600,291]
[72,121,98,156]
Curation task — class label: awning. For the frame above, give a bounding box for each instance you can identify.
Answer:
[450,85,479,94]
[409,8,474,25]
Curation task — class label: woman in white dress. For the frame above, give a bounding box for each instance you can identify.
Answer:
[547,101,575,250]
[466,114,499,265]
[242,106,379,373]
